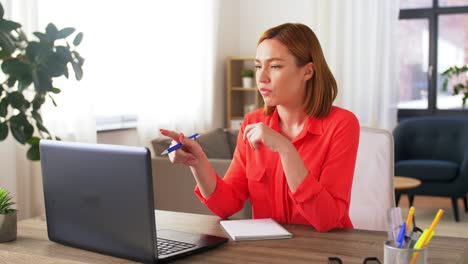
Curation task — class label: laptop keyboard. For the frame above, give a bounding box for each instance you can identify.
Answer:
[157,237,196,256]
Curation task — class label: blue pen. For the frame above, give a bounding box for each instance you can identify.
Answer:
[160,133,200,155]
[397,222,406,248]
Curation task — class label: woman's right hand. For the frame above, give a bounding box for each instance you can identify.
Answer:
[159,129,206,167]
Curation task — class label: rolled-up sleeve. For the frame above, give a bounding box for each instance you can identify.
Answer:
[194,125,250,219]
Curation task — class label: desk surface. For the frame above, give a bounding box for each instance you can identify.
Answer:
[1,210,467,264]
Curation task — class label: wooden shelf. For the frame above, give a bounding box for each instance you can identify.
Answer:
[226,56,263,129]
[232,87,257,91]
[227,56,255,61]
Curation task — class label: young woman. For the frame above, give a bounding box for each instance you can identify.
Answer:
[160,23,359,232]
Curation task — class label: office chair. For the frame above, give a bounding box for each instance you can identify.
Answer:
[350,127,395,231]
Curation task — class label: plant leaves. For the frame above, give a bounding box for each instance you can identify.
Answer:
[0,122,8,141]
[45,23,58,41]
[48,94,57,107]
[56,46,72,62]
[18,76,32,92]
[32,94,45,110]
[27,42,52,65]
[0,3,4,20]
[10,123,26,144]
[33,32,49,43]
[73,51,84,66]
[23,122,34,140]
[27,136,40,145]
[442,78,449,92]
[26,41,40,61]
[73,32,83,46]
[7,91,26,109]
[51,87,61,94]
[33,69,53,92]
[18,29,28,42]
[9,113,31,145]
[43,52,67,77]
[0,49,9,59]
[63,66,69,78]
[1,59,31,78]
[71,60,83,80]
[7,76,16,87]
[57,27,75,39]
[0,31,16,54]
[0,19,21,32]
[27,144,40,160]
[0,99,8,117]
[31,110,43,123]
[36,121,49,134]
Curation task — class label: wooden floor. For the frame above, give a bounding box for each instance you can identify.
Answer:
[398,195,468,238]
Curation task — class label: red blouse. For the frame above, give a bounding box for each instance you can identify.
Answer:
[194,106,360,232]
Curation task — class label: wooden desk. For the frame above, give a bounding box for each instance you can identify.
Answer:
[1,210,467,264]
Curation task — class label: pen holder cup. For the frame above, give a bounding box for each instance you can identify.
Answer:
[384,241,427,264]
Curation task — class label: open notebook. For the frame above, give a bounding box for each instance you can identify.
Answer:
[220,218,292,241]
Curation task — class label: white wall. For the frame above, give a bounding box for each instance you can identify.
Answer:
[212,0,241,127]
[239,0,314,56]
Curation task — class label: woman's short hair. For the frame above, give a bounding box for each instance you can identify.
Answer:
[257,23,337,118]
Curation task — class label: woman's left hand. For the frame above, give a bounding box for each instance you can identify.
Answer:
[243,122,289,152]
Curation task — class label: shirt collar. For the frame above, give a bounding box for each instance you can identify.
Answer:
[304,115,323,136]
[269,107,323,137]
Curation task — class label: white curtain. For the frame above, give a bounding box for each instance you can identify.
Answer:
[136,0,221,147]
[1,0,221,218]
[309,0,400,130]
[0,0,96,220]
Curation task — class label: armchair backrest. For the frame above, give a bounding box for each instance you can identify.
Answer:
[393,117,468,163]
[349,127,395,231]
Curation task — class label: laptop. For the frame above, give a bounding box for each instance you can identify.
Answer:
[39,140,228,263]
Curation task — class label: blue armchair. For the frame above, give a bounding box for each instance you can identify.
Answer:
[393,117,468,222]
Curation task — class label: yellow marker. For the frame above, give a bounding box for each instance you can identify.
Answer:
[426,209,444,237]
[406,207,415,234]
[410,209,444,264]
[413,229,434,249]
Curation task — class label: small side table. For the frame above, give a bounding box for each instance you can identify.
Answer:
[394,176,422,206]
[394,176,422,227]
[394,176,421,191]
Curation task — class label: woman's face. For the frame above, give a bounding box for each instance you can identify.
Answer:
[255,38,313,108]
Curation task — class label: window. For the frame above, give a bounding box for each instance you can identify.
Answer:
[398,0,468,118]
[35,1,213,132]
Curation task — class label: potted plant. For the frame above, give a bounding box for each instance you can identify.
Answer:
[0,187,17,242]
[241,69,254,88]
[441,64,468,108]
[0,3,84,160]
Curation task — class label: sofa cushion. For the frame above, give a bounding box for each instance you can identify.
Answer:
[151,138,172,156]
[197,128,232,159]
[395,159,459,182]
[151,128,236,159]
[225,128,239,157]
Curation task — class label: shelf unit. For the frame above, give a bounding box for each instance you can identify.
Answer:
[226,56,263,129]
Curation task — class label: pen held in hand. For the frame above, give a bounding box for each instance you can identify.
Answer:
[161,133,200,155]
